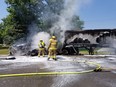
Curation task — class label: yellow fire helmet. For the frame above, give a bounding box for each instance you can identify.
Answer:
[52,36,56,39]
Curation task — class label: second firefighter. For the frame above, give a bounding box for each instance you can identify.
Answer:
[48,36,57,60]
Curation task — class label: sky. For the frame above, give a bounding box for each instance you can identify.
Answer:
[0,0,116,29]
[0,0,9,23]
[79,0,116,29]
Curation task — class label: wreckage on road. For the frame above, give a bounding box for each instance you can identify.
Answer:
[9,29,116,56]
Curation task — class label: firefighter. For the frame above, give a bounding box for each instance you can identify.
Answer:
[89,46,94,55]
[38,40,46,57]
[48,36,57,60]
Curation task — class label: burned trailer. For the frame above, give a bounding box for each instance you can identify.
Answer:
[62,29,116,55]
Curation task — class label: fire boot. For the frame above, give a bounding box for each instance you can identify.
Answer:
[53,57,57,61]
[47,57,50,60]
[94,67,102,72]
[52,54,57,61]
[51,55,57,61]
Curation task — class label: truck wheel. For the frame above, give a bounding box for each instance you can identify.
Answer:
[62,49,68,55]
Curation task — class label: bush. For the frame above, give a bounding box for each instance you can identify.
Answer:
[0,44,2,48]
[0,44,9,49]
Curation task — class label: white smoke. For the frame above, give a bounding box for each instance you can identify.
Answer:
[66,34,97,44]
[26,23,50,50]
[97,37,116,55]
[50,0,92,43]
[31,0,91,49]
[31,32,50,50]
[27,23,41,40]
[30,0,92,50]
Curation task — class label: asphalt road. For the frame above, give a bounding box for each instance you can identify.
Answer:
[0,55,116,87]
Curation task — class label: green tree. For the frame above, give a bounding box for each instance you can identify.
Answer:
[71,15,84,30]
[0,23,4,44]
[45,0,64,14]
[3,0,40,44]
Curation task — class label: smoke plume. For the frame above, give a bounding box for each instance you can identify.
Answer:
[31,0,91,49]
[31,32,50,50]
[50,0,91,43]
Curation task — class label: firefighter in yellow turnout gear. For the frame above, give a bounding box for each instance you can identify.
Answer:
[38,40,46,57]
[48,36,57,60]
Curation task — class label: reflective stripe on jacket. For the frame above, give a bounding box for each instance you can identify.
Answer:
[38,42,45,48]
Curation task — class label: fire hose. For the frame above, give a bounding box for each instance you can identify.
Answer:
[0,60,102,78]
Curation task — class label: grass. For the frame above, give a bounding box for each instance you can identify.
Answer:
[79,48,99,55]
[0,49,9,55]
[79,50,88,55]
[0,44,9,55]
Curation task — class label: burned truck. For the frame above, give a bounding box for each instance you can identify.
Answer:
[61,29,116,55]
[9,43,31,56]
[9,42,39,56]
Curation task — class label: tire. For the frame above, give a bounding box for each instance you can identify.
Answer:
[62,49,69,55]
